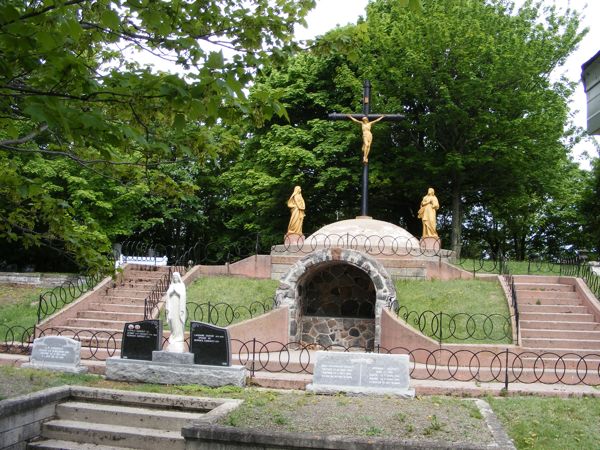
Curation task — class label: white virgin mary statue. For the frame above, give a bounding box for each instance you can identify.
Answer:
[165,272,187,353]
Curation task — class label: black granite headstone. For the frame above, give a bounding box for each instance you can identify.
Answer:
[190,322,230,366]
[121,320,162,361]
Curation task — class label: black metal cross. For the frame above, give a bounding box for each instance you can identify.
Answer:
[328,80,404,217]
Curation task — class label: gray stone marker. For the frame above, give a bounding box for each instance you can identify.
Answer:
[307,351,414,397]
[105,357,246,387]
[23,336,87,374]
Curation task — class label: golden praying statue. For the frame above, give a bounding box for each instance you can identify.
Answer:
[418,187,439,238]
[286,186,305,236]
[347,115,384,163]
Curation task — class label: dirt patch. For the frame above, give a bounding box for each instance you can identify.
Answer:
[222,390,494,446]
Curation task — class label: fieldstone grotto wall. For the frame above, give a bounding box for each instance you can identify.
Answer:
[275,248,396,347]
[301,317,375,349]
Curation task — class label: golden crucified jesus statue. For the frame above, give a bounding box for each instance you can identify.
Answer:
[347,114,384,163]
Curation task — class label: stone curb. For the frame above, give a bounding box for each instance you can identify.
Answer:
[182,422,507,450]
[475,399,516,450]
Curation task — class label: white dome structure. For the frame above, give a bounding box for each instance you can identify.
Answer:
[305,218,420,254]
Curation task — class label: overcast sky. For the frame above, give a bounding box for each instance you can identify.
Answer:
[296,0,599,166]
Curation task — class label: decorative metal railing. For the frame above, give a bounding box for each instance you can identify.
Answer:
[36,272,104,323]
[528,256,600,299]
[5,329,599,386]
[143,267,175,320]
[456,252,504,275]
[499,257,519,342]
[185,300,274,327]
[392,306,513,343]
[231,340,600,387]
[0,325,34,354]
[271,234,443,257]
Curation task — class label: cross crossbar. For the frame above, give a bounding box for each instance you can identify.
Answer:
[328,113,405,121]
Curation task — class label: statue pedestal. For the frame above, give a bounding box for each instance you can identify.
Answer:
[284,233,305,246]
[420,237,441,252]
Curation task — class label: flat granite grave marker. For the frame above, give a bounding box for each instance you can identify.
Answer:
[121,320,162,361]
[190,322,231,366]
[23,336,87,373]
[307,351,415,397]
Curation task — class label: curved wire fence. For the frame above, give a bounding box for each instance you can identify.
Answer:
[36,327,121,360]
[271,234,443,257]
[185,300,274,327]
[393,306,513,344]
[0,325,34,354]
[36,271,106,323]
[5,329,599,386]
[232,340,600,387]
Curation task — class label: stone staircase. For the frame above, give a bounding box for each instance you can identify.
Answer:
[516,275,600,354]
[26,388,237,449]
[38,265,171,359]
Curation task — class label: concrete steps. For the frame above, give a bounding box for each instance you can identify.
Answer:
[87,303,145,313]
[521,337,600,350]
[100,296,149,305]
[36,265,170,348]
[102,291,150,300]
[520,320,600,331]
[27,388,218,450]
[514,282,575,292]
[519,297,584,306]
[520,328,600,340]
[517,290,580,300]
[31,419,184,450]
[64,318,129,329]
[76,311,142,321]
[519,312,595,323]
[27,439,137,449]
[515,276,600,353]
[57,401,204,430]
[519,304,588,314]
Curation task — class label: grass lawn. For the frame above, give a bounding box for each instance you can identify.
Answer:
[395,279,512,344]
[488,395,600,449]
[0,284,46,331]
[161,276,280,328]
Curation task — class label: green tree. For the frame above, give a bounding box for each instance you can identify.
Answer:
[224,0,586,256]
[0,0,315,270]
[360,0,585,255]
[580,156,600,255]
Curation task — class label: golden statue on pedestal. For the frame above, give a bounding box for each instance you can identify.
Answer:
[418,187,439,238]
[286,186,305,236]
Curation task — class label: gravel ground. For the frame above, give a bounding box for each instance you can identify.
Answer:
[221,390,497,447]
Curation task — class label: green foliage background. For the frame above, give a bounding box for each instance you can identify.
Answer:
[1,0,597,272]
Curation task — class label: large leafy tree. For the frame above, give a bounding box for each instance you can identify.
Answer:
[0,0,314,270]
[230,0,587,256]
[362,0,586,256]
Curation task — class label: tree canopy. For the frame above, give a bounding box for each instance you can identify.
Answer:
[0,0,595,271]
[0,0,314,270]
[222,0,589,258]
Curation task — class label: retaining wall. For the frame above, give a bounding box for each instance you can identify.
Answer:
[0,272,79,287]
[0,386,70,450]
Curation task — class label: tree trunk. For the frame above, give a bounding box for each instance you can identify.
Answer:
[450,178,462,258]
